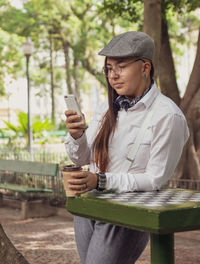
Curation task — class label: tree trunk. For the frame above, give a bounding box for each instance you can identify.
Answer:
[143,0,161,80]
[0,223,29,264]
[180,27,200,114]
[143,2,200,184]
[73,56,81,105]
[49,33,55,123]
[159,17,181,106]
[62,39,73,94]
[173,28,200,183]
[174,88,200,182]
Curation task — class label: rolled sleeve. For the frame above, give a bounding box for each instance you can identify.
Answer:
[64,132,90,166]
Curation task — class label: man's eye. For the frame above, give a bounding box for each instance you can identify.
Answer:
[118,65,126,69]
[107,68,113,72]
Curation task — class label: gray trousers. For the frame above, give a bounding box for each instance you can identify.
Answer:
[74,216,149,264]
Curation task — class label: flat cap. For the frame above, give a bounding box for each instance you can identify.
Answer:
[98,31,154,61]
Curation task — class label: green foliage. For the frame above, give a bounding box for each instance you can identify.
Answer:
[162,0,200,14]
[0,0,199,122]
[32,115,52,138]
[164,2,200,62]
[97,0,200,70]
[98,0,143,24]
[2,111,52,146]
[0,3,35,36]
[0,28,24,95]
[0,0,140,100]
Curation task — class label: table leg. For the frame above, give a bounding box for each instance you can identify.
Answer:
[150,233,174,264]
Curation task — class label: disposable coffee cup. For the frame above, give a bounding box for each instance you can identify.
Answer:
[62,164,82,197]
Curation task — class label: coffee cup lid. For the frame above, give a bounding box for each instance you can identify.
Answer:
[62,164,82,172]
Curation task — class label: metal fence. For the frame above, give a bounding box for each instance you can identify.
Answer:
[168,179,200,192]
[0,146,68,164]
[0,147,200,202]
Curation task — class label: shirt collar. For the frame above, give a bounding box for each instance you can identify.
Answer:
[114,81,154,112]
[129,82,160,111]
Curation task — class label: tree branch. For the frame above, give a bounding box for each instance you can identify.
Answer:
[80,58,106,88]
[70,4,92,20]
[159,17,181,105]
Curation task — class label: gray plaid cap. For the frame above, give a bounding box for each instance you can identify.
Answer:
[98,31,154,61]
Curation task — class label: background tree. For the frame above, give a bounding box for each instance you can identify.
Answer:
[0,0,199,182]
[0,28,23,96]
[143,0,161,80]
[0,0,134,111]
[98,0,200,183]
[0,224,29,264]
[158,1,200,182]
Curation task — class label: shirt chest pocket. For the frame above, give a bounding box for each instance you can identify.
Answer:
[133,141,151,170]
[126,129,152,171]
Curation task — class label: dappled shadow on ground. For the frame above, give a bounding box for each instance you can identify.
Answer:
[0,207,200,264]
[0,207,80,264]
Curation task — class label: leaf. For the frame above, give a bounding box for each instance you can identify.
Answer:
[3,120,19,133]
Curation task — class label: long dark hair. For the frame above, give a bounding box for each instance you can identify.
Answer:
[92,57,154,172]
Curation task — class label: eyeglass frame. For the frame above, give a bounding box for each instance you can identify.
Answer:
[102,58,146,78]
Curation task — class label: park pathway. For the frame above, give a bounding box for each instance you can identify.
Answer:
[0,207,200,264]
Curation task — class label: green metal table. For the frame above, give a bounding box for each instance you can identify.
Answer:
[66,189,200,264]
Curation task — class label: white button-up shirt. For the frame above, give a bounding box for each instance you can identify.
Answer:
[65,83,189,192]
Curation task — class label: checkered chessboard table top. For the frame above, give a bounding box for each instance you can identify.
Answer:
[94,189,200,207]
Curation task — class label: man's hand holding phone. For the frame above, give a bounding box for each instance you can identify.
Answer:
[64,95,88,140]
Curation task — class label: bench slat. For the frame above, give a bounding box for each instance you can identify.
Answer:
[0,183,53,193]
[0,159,58,176]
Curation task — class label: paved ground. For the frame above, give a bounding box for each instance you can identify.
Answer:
[0,206,200,264]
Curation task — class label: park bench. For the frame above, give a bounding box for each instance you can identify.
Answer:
[66,188,200,264]
[0,159,59,219]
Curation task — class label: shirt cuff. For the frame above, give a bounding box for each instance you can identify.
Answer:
[105,172,138,193]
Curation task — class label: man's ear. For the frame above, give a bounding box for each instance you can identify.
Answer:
[142,61,151,76]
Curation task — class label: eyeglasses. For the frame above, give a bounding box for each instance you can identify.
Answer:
[102,59,145,78]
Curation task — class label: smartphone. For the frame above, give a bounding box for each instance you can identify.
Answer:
[64,95,85,122]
